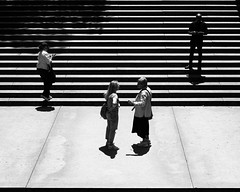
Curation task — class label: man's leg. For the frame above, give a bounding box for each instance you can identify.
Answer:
[106,118,119,150]
[186,40,195,70]
[197,42,203,72]
[38,69,49,98]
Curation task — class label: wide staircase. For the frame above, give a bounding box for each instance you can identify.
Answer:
[0,0,240,106]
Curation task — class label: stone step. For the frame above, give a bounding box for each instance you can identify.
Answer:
[1,54,239,61]
[1,61,240,68]
[1,9,238,17]
[0,66,240,76]
[1,89,240,99]
[1,72,240,80]
[1,82,240,90]
[0,98,239,107]
[0,0,239,106]
[1,46,240,54]
[1,16,239,22]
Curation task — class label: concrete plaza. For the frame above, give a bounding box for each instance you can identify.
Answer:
[1,106,240,188]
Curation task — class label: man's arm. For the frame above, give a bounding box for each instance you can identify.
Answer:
[133,91,148,107]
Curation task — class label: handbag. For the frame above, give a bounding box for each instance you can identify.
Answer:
[100,102,108,120]
[148,111,153,120]
[48,68,56,83]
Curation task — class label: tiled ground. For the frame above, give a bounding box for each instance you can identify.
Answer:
[0,106,240,188]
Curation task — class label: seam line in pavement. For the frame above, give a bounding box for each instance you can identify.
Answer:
[25,106,62,188]
[171,107,194,188]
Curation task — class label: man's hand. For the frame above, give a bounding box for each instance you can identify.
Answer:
[52,53,57,58]
[128,100,134,105]
[189,31,196,34]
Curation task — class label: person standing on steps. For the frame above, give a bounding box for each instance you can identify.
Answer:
[128,76,153,148]
[104,80,120,150]
[37,42,56,101]
[185,13,208,73]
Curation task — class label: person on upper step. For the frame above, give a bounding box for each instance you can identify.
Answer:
[185,13,208,73]
[37,42,56,101]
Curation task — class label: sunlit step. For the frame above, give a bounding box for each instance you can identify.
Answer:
[1,60,240,64]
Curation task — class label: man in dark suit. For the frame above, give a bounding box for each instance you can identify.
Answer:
[185,13,208,72]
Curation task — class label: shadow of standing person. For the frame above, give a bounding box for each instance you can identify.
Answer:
[99,145,118,159]
[131,144,151,156]
[187,69,206,86]
[35,105,55,112]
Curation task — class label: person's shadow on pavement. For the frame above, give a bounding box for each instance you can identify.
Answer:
[99,145,118,159]
[35,106,55,112]
[35,100,55,112]
[187,70,206,86]
[126,144,151,156]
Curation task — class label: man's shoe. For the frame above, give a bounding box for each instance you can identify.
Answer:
[144,139,151,145]
[107,144,119,150]
[185,65,193,70]
[41,94,49,101]
[48,95,53,100]
[136,140,151,147]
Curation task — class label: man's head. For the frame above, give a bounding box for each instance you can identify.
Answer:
[137,76,148,89]
[196,13,202,21]
[39,42,49,51]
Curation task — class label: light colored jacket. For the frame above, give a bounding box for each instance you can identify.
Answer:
[133,86,152,118]
[37,50,53,70]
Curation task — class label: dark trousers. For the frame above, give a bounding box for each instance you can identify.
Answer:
[189,38,203,71]
[37,68,52,97]
[106,113,119,144]
[132,116,149,139]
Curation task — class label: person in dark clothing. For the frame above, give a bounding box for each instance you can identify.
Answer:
[185,13,208,72]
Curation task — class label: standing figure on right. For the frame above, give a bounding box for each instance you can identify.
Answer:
[128,77,153,148]
[185,13,208,72]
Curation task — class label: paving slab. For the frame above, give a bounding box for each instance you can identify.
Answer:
[27,106,192,188]
[1,106,240,188]
[173,107,240,188]
[0,106,60,187]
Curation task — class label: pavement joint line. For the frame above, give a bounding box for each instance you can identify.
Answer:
[25,105,62,188]
[171,107,194,188]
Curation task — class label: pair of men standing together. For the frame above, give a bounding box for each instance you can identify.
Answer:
[104,77,153,151]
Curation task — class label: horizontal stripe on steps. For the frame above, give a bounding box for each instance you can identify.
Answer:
[1,60,240,64]
[2,89,240,93]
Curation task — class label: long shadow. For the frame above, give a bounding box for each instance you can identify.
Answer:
[126,144,151,156]
[187,70,206,86]
[0,0,108,32]
[99,145,118,159]
[35,100,55,112]
[0,0,108,48]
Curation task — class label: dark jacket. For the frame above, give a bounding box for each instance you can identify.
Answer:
[189,20,208,39]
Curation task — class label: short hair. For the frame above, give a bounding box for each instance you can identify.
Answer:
[39,42,49,51]
[138,76,148,87]
[196,13,202,18]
